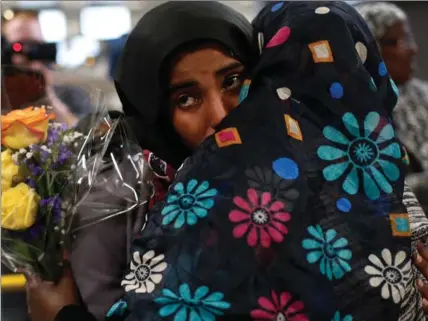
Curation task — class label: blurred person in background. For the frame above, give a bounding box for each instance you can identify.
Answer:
[356,2,428,211]
[3,10,92,125]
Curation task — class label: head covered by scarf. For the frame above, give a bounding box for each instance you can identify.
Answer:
[114,1,254,168]
[114,2,417,321]
[354,2,408,42]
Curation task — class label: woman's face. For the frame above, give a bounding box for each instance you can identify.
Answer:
[380,21,418,85]
[169,44,245,149]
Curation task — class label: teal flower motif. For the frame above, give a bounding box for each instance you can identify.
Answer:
[302,225,352,280]
[154,284,230,321]
[332,311,353,321]
[161,180,217,228]
[317,112,401,200]
[106,299,128,318]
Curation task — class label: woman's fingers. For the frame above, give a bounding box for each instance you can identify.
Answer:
[414,241,428,278]
[418,241,428,261]
[417,279,428,312]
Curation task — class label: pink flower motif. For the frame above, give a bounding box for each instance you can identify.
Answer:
[266,26,291,48]
[251,291,309,321]
[229,188,291,248]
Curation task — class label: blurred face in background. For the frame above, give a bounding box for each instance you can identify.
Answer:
[379,21,418,85]
[3,14,49,76]
[169,43,245,149]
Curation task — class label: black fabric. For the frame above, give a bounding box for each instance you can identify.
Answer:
[114,1,255,168]
[118,2,417,321]
[54,305,97,321]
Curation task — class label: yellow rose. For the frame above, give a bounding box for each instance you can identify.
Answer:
[1,106,55,149]
[1,183,40,230]
[1,149,22,191]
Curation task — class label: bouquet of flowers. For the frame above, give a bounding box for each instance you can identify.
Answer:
[1,105,152,281]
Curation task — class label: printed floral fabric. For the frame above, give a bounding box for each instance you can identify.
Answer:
[115,2,416,321]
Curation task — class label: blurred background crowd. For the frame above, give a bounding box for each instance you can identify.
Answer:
[1,1,427,320]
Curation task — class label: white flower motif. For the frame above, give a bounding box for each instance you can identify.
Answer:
[364,249,411,304]
[121,250,167,294]
[26,152,33,159]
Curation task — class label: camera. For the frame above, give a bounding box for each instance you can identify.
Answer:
[1,36,57,65]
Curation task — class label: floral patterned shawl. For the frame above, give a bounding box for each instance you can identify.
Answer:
[110,2,424,321]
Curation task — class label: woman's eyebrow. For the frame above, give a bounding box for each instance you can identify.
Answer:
[216,62,244,76]
[169,81,198,94]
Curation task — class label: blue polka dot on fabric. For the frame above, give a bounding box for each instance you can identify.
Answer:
[273,158,299,180]
[271,2,284,12]
[330,82,344,99]
[390,78,399,98]
[369,78,377,92]
[336,198,352,213]
[378,61,388,76]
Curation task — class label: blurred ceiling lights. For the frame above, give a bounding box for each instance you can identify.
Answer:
[3,9,15,20]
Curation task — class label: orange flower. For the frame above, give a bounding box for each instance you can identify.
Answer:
[1,107,55,149]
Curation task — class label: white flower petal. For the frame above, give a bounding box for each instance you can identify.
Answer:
[152,262,167,273]
[121,279,136,286]
[391,285,401,304]
[124,272,135,280]
[145,280,155,293]
[397,283,406,300]
[369,276,384,288]
[135,286,147,293]
[394,251,406,266]
[365,265,382,276]
[401,260,412,275]
[124,284,139,292]
[142,250,155,264]
[381,282,390,299]
[130,261,137,270]
[150,254,165,266]
[381,249,392,266]
[150,273,163,284]
[133,251,142,265]
[368,254,385,269]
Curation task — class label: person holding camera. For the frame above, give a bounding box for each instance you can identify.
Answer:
[3,10,92,125]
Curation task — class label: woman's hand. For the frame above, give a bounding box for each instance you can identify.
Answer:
[413,241,428,312]
[25,263,80,321]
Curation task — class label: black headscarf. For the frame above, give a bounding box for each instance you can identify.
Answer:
[114,1,254,168]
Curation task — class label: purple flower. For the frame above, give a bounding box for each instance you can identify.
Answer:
[40,195,62,224]
[56,144,73,166]
[28,164,44,176]
[29,144,40,152]
[46,128,60,147]
[41,150,51,162]
[25,178,36,188]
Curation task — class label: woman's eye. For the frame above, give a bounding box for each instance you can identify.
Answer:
[176,94,199,109]
[223,74,243,91]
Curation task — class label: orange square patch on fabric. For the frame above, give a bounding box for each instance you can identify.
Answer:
[389,213,411,237]
[308,40,334,63]
[284,114,303,141]
[215,127,242,148]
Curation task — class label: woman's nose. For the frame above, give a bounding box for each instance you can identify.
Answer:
[206,93,228,128]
